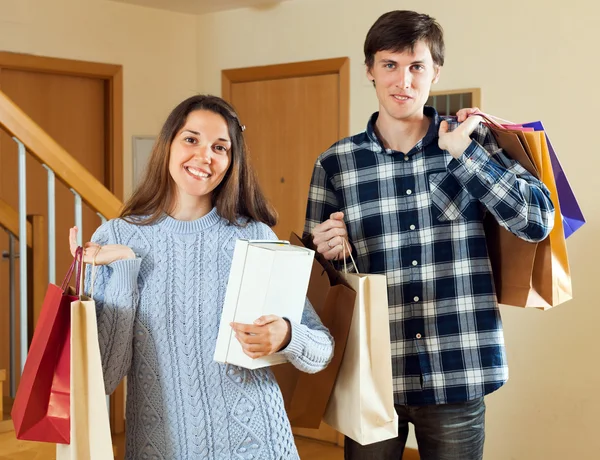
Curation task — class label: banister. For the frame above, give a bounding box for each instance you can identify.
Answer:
[0,90,122,219]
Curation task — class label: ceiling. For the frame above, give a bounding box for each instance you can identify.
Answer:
[108,0,291,15]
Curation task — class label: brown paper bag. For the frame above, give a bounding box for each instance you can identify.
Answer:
[485,122,572,309]
[322,248,398,445]
[56,263,113,460]
[271,233,356,429]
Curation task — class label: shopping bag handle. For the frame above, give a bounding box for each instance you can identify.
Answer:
[342,239,360,274]
[89,246,101,299]
[61,246,83,293]
[466,111,516,129]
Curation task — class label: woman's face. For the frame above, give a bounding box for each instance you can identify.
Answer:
[168,109,232,207]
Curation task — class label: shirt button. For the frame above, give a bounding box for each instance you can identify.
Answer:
[406,189,412,195]
[416,333,422,339]
[413,296,420,302]
[409,224,416,230]
[404,155,409,161]
[412,260,418,266]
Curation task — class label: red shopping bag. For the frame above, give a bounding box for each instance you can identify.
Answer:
[11,247,83,443]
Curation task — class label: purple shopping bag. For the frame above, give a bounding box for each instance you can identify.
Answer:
[518,121,585,239]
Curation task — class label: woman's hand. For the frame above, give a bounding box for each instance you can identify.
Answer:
[230,315,292,359]
[69,226,135,265]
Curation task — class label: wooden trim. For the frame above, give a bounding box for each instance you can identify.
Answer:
[0,52,120,79]
[0,198,32,247]
[338,58,350,139]
[404,447,420,460]
[106,68,124,200]
[28,215,47,332]
[472,88,482,109]
[110,380,126,434]
[430,87,481,109]
[0,52,124,201]
[0,420,13,434]
[0,91,121,219]
[0,369,4,418]
[222,57,349,85]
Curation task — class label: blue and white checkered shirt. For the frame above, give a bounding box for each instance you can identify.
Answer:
[304,107,554,405]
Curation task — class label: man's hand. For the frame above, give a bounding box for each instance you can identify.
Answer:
[311,212,351,261]
[230,315,291,359]
[438,109,483,159]
[455,107,481,123]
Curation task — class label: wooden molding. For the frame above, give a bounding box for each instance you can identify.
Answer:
[338,58,350,139]
[106,68,124,200]
[0,90,121,219]
[111,380,126,434]
[0,420,13,434]
[222,57,349,87]
[404,447,420,459]
[0,198,32,246]
[0,52,121,79]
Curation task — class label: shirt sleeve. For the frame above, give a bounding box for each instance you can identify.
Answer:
[446,124,555,243]
[303,157,341,239]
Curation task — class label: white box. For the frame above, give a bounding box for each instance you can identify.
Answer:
[214,239,315,369]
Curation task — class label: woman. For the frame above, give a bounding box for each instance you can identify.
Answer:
[70,95,333,459]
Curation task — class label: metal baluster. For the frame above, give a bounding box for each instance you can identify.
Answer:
[71,189,83,246]
[14,137,28,370]
[7,233,17,397]
[43,165,56,284]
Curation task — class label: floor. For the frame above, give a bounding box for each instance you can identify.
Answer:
[0,427,344,460]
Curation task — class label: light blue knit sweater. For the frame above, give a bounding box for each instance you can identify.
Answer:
[87,208,334,459]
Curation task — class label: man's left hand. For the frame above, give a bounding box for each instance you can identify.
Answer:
[438,107,483,159]
[231,315,292,359]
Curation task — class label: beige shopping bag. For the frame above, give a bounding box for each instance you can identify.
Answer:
[57,260,113,460]
[322,244,398,445]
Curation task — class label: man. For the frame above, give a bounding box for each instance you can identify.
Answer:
[304,10,554,460]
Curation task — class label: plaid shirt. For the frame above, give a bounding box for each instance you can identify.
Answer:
[304,107,554,406]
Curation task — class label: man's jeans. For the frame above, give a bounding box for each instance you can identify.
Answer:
[344,398,486,460]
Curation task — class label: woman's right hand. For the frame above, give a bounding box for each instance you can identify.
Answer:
[69,227,136,265]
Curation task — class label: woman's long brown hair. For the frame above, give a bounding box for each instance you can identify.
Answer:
[120,95,277,227]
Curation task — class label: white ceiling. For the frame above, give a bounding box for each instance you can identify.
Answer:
[109,0,291,15]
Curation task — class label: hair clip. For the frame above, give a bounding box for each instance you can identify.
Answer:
[240,124,246,132]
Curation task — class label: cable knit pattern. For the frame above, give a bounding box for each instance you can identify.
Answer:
[86,208,334,460]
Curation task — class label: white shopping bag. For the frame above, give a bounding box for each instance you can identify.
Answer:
[323,244,398,445]
[214,240,314,369]
[57,261,113,460]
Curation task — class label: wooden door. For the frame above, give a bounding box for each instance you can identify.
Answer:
[0,61,117,421]
[224,58,349,444]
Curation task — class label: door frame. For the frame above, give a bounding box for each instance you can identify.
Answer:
[0,52,124,199]
[222,57,350,141]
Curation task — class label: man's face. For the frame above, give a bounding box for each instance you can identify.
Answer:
[367,41,441,123]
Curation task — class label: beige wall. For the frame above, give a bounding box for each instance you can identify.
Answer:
[198,0,599,458]
[0,0,199,198]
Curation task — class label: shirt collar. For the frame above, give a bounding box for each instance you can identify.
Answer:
[365,106,443,155]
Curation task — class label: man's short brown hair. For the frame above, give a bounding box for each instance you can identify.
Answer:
[364,10,445,69]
